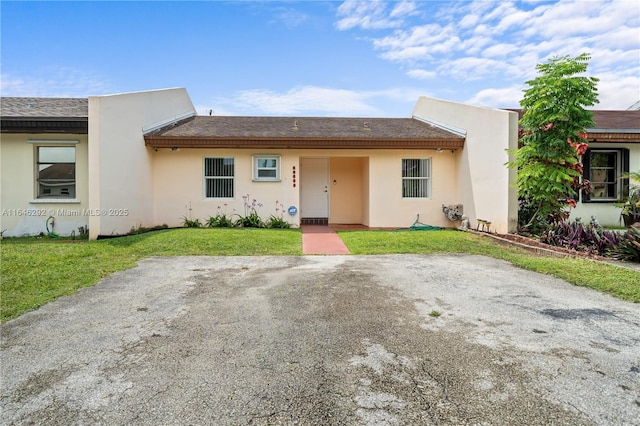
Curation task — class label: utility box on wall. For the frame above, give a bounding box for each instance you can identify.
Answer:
[442,204,463,221]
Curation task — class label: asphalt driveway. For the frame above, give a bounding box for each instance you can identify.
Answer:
[1,255,639,425]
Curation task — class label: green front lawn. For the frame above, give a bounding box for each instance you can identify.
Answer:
[339,230,640,304]
[0,228,301,323]
[1,228,638,323]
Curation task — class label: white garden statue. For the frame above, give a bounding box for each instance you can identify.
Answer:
[458,215,469,231]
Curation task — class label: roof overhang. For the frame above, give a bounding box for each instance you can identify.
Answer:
[1,117,88,134]
[586,131,640,143]
[144,136,465,150]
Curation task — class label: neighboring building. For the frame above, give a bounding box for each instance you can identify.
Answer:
[1,88,519,239]
[1,97,89,236]
[508,109,640,227]
[571,110,640,225]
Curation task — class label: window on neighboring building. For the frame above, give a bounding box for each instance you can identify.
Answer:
[582,148,629,202]
[402,158,430,198]
[204,157,234,198]
[252,155,280,181]
[37,146,76,198]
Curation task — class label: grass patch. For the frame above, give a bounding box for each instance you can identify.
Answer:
[338,229,640,303]
[2,228,638,324]
[1,228,301,323]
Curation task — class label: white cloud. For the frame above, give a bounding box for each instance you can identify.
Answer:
[1,68,113,97]
[390,1,418,19]
[460,35,493,55]
[373,23,461,62]
[466,85,524,108]
[482,1,518,24]
[594,72,640,110]
[380,45,431,62]
[528,0,636,38]
[482,43,520,58]
[459,14,479,29]
[215,86,378,116]
[595,26,640,50]
[336,0,640,108]
[336,0,403,30]
[211,85,432,117]
[438,57,518,81]
[406,69,437,80]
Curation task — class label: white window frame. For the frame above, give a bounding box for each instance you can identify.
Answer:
[204,157,235,198]
[252,154,281,182]
[35,145,77,199]
[402,158,431,199]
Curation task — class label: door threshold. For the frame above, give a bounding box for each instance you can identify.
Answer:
[301,218,328,225]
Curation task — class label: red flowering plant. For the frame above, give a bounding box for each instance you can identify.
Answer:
[508,53,599,233]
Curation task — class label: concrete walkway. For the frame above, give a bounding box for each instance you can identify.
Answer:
[301,225,352,255]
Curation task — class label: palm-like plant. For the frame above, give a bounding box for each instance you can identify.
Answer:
[619,171,640,224]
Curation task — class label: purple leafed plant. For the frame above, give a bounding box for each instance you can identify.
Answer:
[540,221,624,256]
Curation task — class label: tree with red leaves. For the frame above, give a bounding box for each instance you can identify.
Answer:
[508,53,599,232]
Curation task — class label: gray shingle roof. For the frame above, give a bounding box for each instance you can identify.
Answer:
[590,110,640,131]
[147,116,460,140]
[1,97,88,118]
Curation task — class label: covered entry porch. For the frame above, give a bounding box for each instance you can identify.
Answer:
[299,157,368,226]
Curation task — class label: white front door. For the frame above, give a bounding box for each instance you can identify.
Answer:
[300,158,329,218]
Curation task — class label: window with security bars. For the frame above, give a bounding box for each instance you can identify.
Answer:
[402,158,430,198]
[204,157,234,198]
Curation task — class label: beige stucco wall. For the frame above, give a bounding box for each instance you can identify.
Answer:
[367,149,459,228]
[88,88,195,238]
[152,148,299,227]
[362,159,371,226]
[570,142,640,226]
[330,157,365,224]
[151,148,460,230]
[0,133,89,237]
[412,97,519,234]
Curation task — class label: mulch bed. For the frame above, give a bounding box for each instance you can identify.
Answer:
[474,230,607,260]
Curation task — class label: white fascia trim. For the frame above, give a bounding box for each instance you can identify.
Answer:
[587,128,640,134]
[30,199,81,204]
[412,114,467,137]
[142,111,196,135]
[28,139,80,144]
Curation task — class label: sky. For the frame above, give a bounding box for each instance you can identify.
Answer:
[1,0,639,117]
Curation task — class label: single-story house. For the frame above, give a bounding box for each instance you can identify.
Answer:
[508,108,640,225]
[570,110,640,225]
[3,87,634,239]
[1,97,90,236]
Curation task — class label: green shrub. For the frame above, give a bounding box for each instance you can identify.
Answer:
[182,217,203,228]
[267,215,291,229]
[206,214,235,228]
[235,194,266,228]
[612,228,640,262]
